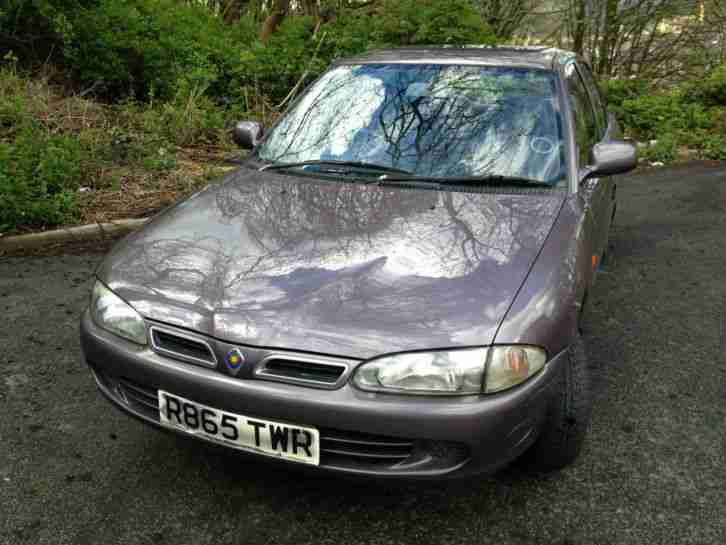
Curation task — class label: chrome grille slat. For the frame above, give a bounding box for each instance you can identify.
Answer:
[262,359,344,383]
[254,352,354,390]
[149,325,217,368]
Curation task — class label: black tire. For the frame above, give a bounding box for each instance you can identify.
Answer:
[519,335,592,472]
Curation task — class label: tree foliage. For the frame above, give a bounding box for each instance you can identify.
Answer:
[2,0,726,233]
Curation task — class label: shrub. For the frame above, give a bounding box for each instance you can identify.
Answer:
[701,134,726,161]
[0,0,94,66]
[618,93,684,140]
[639,134,679,164]
[233,16,323,106]
[601,79,650,117]
[63,0,251,101]
[231,0,495,108]
[374,0,496,46]
[0,127,82,231]
[683,64,726,107]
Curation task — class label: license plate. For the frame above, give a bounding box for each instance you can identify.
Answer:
[157,391,319,466]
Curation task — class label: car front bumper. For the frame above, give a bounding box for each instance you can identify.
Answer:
[80,310,566,479]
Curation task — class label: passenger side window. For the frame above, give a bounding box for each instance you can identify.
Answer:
[577,63,608,136]
[565,63,597,168]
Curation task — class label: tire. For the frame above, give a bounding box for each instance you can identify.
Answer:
[519,335,592,472]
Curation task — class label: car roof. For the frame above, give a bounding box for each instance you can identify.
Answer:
[334,46,576,71]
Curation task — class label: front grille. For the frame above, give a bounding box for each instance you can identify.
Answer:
[254,353,351,389]
[261,358,345,385]
[149,326,216,368]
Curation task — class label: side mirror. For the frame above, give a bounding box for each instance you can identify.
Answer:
[585,140,638,179]
[232,121,263,149]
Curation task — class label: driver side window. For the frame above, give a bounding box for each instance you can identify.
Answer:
[565,63,597,169]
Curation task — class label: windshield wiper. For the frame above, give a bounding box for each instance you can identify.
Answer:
[378,173,554,188]
[260,160,412,175]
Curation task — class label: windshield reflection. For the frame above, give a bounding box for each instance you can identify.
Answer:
[257,64,565,184]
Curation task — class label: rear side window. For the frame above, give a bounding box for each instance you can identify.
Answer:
[564,63,597,167]
[577,63,608,136]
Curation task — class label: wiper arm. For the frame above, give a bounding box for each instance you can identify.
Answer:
[378,173,553,188]
[260,160,412,175]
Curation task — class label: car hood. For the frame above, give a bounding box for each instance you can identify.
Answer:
[98,168,565,359]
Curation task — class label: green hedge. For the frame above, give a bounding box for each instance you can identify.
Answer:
[0,127,82,231]
[603,74,726,162]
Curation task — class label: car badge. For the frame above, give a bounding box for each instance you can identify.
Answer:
[225,348,245,375]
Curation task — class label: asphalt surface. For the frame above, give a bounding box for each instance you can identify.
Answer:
[1,162,725,545]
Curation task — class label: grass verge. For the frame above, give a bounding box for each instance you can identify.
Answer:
[0,67,243,235]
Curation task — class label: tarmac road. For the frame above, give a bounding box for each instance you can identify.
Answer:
[1,162,725,545]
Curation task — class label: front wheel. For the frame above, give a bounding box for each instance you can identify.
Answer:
[518,335,592,472]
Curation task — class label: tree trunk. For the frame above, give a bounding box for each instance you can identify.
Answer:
[259,0,290,43]
[302,0,320,21]
[223,0,246,23]
[596,0,618,76]
[570,0,587,56]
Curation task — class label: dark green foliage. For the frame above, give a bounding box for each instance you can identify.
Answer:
[232,0,495,104]
[682,64,726,108]
[639,134,678,163]
[701,134,726,161]
[0,65,236,232]
[233,16,322,105]
[0,0,97,66]
[64,0,255,100]
[607,67,726,164]
[3,0,494,107]
[618,93,686,140]
[601,79,650,118]
[0,127,82,231]
[374,0,496,46]
[2,0,724,231]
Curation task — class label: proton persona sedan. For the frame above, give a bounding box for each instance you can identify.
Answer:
[80,47,636,478]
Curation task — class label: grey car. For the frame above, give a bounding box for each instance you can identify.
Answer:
[80,46,637,479]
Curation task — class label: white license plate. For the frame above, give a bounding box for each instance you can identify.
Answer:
[157,391,319,466]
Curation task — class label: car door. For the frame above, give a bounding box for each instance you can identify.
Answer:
[564,61,610,271]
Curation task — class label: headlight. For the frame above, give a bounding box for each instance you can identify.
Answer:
[90,280,147,345]
[352,346,546,395]
[352,348,487,395]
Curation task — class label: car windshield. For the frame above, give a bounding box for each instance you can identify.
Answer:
[256,64,566,186]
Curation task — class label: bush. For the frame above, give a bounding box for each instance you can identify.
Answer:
[233,16,323,106]
[683,64,726,107]
[618,93,685,140]
[601,79,650,119]
[374,0,496,46]
[63,0,253,101]
[231,0,495,107]
[701,134,726,160]
[640,134,679,164]
[0,0,95,66]
[0,127,82,231]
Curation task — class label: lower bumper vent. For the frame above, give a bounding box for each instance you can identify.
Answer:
[93,372,468,473]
